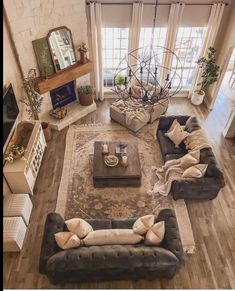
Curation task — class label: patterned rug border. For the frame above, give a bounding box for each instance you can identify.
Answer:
[55,124,195,254]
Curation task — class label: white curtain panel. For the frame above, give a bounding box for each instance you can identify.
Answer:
[160,2,185,84]
[89,2,104,101]
[128,2,143,68]
[190,2,226,97]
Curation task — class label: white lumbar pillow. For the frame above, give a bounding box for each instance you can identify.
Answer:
[54,232,81,250]
[83,229,143,246]
[144,221,165,245]
[65,218,93,238]
[132,214,155,235]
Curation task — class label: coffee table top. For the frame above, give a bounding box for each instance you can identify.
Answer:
[93,141,141,179]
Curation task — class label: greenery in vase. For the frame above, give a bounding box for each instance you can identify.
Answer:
[21,69,43,120]
[77,42,88,53]
[196,47,220,92]
[78,85,94,95]
[115,74,125,86]
[4,144,25,163]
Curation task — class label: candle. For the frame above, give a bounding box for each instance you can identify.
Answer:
[122,155,128,166]
[102,143,108,154]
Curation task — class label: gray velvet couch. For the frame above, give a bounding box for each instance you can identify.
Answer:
[157,115,225,200]
[39,209,186,284]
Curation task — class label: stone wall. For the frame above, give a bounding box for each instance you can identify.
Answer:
[4,0,90,115]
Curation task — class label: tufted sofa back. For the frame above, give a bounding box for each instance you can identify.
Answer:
[39,209,186,284]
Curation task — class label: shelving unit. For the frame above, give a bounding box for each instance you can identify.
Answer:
[3,121,47,195]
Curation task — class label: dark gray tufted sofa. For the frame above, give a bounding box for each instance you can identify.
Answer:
[157,115,225,200]
[39,209,186,284]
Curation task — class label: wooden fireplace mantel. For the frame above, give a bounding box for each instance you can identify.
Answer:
[36,61,93,94]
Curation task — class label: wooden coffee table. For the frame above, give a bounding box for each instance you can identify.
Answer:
[93,141,141,188]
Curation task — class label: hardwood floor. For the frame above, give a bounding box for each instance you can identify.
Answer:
[3,96,235,289]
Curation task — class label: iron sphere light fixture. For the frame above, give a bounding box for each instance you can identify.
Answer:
[113,45,183,109]
[112,0,183,111]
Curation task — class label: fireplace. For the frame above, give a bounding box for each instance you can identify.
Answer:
[50,80,77,109]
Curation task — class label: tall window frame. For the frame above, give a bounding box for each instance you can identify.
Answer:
[102,27,129,88]
[172,26,207,89]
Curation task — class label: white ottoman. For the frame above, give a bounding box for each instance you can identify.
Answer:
[3,217,27,252]
[110,106,147,132]
[148,99,169,123]
[4,194,33,225]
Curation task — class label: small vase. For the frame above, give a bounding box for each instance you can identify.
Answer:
[41,122,52,142]
[80,51,87,64]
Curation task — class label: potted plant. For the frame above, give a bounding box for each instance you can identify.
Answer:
[21,69,52,141]
[191,47,220,105]
[77,42,88,64]
[78,85,94,106]
[115,74,125,90]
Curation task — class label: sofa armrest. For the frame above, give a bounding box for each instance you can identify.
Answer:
[171,177,225,200]
[157,209,186,265]
[158,115,190,131]
[39,213,64,274]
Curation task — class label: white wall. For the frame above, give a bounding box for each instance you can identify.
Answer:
[4,0,90,114]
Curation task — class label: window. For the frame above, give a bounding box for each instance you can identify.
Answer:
[102,28,129,87]
[138,27,167,83]
[172,27,207,88]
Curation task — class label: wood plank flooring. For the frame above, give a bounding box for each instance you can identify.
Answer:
[3,96,235,289]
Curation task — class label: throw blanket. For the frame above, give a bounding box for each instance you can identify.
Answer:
[149,129,211,196]
[111,99,150,126]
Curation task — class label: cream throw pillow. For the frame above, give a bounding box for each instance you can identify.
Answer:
[144,221,165,245]
[65,218,93,238]
[182,164,208,178]
[180,150,200,169]
[54,232,80,250]
[83,229,143,246]
[165,119,189,148]
[132,214,155,235]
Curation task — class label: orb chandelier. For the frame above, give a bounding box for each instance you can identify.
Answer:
[113,0,183,110]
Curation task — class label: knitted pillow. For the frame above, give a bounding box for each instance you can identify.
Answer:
[144,221,165,245]
[65,218,93,238]
[54,232,80,250]
[165,119,189,148]
[132,214,155,235]
[182,164,208,178]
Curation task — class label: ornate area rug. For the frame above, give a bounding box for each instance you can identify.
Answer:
[56,123,195,254]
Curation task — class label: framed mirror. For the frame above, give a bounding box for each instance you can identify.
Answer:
[47,26,77,72]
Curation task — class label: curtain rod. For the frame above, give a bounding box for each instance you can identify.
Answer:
[86,2,228,6]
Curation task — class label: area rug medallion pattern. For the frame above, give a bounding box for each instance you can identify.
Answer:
[56,123,195,253]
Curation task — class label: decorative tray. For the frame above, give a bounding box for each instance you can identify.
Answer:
[104,155,119,167]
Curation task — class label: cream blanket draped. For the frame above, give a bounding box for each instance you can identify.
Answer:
[110,99,150,126]
[149,129,211,196]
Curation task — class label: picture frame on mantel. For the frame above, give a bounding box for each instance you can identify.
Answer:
[32,37,55,78]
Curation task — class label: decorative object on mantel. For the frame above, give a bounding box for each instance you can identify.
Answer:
[4,144,25,163]
[77,42,88,64]
[41,122,52,142]
[21,69,43,120]
[78,85,94,106]
[47,26,77,73]
[191,47,220,106]
[113,0,182,112]
[49,107,67,120]
[32,37,55,78]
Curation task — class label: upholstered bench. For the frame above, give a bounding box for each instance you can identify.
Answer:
[3,216,27,252]
[110,98,169,132]
[4,194,32,225]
